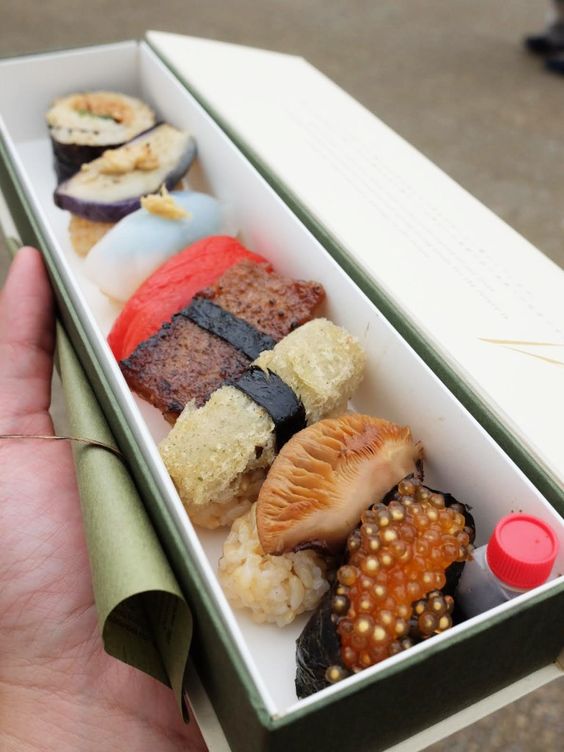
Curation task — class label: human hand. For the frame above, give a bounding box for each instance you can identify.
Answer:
[0,247,206,752]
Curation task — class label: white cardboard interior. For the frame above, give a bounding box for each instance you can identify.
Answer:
[0,41,562,719]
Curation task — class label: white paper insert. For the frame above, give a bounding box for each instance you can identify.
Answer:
[148,32,564,490]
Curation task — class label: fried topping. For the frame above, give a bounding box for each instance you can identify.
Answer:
[71,92,136,124]
[92,141,160,175]
[141,186,189,219]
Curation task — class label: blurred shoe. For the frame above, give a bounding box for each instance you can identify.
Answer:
[545,52,564,74]
[525,34,561,54]
[525,24,564,55]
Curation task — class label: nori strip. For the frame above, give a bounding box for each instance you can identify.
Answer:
[230,367,306,450]
[182,298,276,360]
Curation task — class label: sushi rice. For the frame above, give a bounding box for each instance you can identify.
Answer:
[219,505,330,626]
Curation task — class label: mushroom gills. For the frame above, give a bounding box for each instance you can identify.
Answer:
[256,414,423,555]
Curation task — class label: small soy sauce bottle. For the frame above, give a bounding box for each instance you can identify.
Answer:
[457,514,559,619]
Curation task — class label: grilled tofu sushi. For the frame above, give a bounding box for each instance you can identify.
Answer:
[120,260,325,422]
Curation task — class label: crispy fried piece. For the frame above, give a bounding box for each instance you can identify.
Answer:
[120,261,325,421]
[160,319,365,527]
[69,214,114,256]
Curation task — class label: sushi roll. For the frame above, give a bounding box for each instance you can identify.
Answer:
[160,318,365,528]
[47,91,156,182]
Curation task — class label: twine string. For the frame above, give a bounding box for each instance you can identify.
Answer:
[0,433,124,459]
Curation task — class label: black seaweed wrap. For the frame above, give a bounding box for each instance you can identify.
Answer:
[230,367,307,449]
[182,298,277,360]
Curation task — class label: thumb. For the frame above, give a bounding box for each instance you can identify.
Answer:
[0,246,55,433]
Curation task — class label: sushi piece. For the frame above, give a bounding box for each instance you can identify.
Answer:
[295,477,475,697]
[108,236,268,360]
[83,189,225,302]
[47,91,156,182]
[120,260,325,421]
[219,415,421,625]
[219,505,330,627]
[383,480,476,599]
[54,124,196,223]
[256,415,422,555]
[160,318,365,528]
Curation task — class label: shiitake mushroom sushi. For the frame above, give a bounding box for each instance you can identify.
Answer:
[219,415,423,625]
[46,91,156,182]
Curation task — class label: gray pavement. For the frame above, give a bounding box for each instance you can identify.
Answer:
[1,1,563,750]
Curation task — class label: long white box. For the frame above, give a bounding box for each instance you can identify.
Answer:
[0,38,562,752]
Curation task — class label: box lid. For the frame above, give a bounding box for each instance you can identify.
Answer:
[147,31,564,507]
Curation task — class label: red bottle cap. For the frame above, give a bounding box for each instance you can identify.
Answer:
[486,514,559,590]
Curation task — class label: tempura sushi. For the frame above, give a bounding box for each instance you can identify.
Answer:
[160,318,365,527]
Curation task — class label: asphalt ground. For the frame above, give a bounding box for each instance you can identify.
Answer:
[1,2,563,750]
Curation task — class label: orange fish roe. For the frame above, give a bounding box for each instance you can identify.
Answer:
[329,478,472,675]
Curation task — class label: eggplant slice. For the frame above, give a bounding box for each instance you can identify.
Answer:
[54,124,197,223]
[47,91,156,182]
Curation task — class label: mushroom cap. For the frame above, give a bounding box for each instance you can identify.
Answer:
[256,414,422,555]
